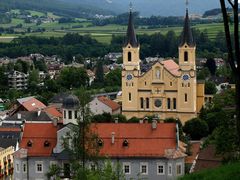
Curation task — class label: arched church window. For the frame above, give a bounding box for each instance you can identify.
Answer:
[184,51,188,62]
[167,98,171,109]
[156,69,161,79]
[129,93,132,101]
[185,94,188,102]
[173,98,177,109]
[68,111,72,119]
[140,98,144,109]
[146,98,150,109]
[128,52,132,62]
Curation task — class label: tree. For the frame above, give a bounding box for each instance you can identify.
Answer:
[205,81,217,94]
[220,0,240,146]
[63,88,99,179]
[205,57,217,75]
[105,68,121,87]
[94,60,104,86]
[183,118,209,140]
[58,67,89,89]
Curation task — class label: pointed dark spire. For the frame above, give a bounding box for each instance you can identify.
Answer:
[124,4,139,48]
[179,9,195,47]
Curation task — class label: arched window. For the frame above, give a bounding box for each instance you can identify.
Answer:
[185,94,188,102]
[129,93,132,101]
[156,69,161,79]
[68,111,72,119]
[140,98,144,109]
[167,98,171,109]
[146,98,150,109]
[184,51,188,62]
[128,52,132,62]
[173,98,177,109]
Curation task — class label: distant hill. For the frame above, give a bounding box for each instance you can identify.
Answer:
[62,0,220,17]
[0,0,114,18]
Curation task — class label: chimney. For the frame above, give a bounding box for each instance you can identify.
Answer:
[52,118,58,126]
[152,119,158,130]
[176,123,179,150]
[17,113,21,120]
[139,119,143,124]
[111,132,115,144]
[114,118,118,124]
[37,109,41,117]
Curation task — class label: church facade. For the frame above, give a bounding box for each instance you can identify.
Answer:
[121,9,205,123]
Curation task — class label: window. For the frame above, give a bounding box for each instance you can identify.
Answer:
[146,98,149,109]
[188,83,190,87]
[157,163,165,175]
[184,51,188,62]
[128,52,132,62]
[64,110,66,119]
[140,163,148,175]
[145,81,147,86]
[35,161,43,173]
[68,111,72,119]
[89,163,96,171]
[185,93,188,102]
[170,82,173,86]
[140,97,144,109]
[173,98,177,109]
[156,69,161,79]
[16,163,20,173]
[167,98,171,109]
[168,163,172,176]
[23,162,27,173]
[176,163,182,175]
[75,111,78,119]
[123,162,131,175]
[129,93,132,101]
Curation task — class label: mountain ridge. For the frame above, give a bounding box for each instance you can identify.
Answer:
[61,0,220,16]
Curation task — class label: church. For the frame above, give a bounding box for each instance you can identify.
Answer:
[121,7,205,123]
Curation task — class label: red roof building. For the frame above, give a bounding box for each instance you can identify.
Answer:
[91,123,184,158]
[20,123,57,157]
[89,96,121,115]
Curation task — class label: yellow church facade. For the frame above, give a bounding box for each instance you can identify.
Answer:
[121,9,205,123]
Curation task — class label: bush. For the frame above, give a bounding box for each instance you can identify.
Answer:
[183,118,209,140]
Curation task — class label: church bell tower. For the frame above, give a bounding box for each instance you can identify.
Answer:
[122,4,140,115]
[177,8,197,115]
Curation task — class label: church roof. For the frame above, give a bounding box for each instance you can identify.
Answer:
[123,10,139,48]
[162,60,181,76]
[179,9,195,47]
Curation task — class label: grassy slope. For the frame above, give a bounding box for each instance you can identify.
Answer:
[181,162,240,180]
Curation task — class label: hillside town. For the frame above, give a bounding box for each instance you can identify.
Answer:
[0,1,239,180]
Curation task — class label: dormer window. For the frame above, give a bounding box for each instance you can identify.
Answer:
[44,140,50,147]
[184,51,188,62]
[27,140,33,147]
[97,139,104,147]
[128,52,132,62]
[123,139,129,147]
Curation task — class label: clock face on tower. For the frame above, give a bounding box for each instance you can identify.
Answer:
[126,74,133,81]
[182,74,190,81]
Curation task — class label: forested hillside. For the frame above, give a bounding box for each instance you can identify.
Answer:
[0,0,113,18]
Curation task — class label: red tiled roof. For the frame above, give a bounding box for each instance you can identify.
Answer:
[162,60,180,76]
[185,141,201,164]
[20,123,57,157]
[97,96,120,111]
[194,145,222,172]
[0,127,21,132]
[91,123,177,158]
[21,97,46,111]
[44,106,62,118]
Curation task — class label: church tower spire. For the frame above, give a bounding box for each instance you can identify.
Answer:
[124,2,139,48]
[179,9,195,47]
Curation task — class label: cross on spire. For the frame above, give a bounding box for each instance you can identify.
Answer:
[129,2,133,12]
[186,0,189,9]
